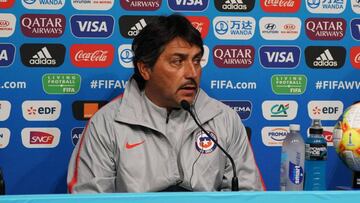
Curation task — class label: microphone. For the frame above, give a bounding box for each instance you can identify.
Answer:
[180,100,239,191]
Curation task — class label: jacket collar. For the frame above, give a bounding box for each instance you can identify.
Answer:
[114,79,222,135]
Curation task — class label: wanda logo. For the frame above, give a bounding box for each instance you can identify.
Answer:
[70,44,114,68]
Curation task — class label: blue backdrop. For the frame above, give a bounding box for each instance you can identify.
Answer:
[0,0,358,194]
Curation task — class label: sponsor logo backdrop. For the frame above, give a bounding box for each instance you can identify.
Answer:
[0,0,359,194]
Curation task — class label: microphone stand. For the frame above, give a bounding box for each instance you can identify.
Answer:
[180,100,239,191]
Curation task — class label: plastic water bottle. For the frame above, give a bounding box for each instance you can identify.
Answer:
[280,124,305,191]
[304,119,327,190]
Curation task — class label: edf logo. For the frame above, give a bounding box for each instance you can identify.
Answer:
[308,100,343,120]
[259,46,300,69]
[168,0,209,11]
[0,44,15,67]
[70,15,114,38]
[22,100,61,121]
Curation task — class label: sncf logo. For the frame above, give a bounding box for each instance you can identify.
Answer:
[350,46,360,69]
[121,0,161,10]
[168,0,209,11]
[0,43,15,67]
[72,0,114,10]
[0,13,16,37]
[261,0,301,12]
[259,46,300,69]
[22,0,65,10]
[214,0,255,12]
[186,16,210,39]
[20,43,65,67]
[70,44,114,68]
[70,15,114,38]
[21,128,60,148]
[119,15,157,38]
[305,18,346,40]
[0,0,15,8]
[305,46,346,69]
[20,14,66,38]
[213,45,254,68]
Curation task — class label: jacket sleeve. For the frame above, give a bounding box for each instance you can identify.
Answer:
[67,113,116,193]
[221,110,265,191]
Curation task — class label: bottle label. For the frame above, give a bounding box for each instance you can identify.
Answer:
[305,143,327,160]
[289,161,304,185]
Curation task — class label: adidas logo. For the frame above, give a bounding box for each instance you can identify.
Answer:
[127,19,147,37]
[313,49,338,67]
[29,47,56,65]
[223,0,247,10]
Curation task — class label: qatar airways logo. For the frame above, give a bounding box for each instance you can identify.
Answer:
[21,128,60,148]
[261,0,300,12]
[213,45,254,68]
[70,44,114,68]
[20,14,66,38]
[305,18,346,40]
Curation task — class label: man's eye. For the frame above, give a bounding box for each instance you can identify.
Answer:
[172,59,183,65]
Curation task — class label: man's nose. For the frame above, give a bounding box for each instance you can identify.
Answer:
[184,61,198,78]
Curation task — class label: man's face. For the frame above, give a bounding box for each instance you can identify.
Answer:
[141,37,203,109]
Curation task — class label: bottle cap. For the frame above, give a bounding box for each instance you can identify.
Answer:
[289,124,300,131]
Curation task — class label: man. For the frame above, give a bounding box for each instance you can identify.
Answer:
[67,14,264,193]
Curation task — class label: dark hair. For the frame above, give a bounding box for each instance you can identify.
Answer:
[131,14,204,90]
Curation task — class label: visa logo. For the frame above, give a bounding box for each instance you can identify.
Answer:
[259,46,300,69]
[175,0,203,5]
[168,0,208,11]
[78,21,108,32]
[266,52,294,63]
[0,44,15,67]
[70,15,114,38]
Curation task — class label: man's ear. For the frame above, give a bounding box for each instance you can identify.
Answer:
[137,62,151,81]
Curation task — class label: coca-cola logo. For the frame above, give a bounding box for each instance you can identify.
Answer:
[70,44,114,68]
[75,50,108,62]
[264,0,295,7]
[350,46,360,69]
[186,16,210,39]
[261,0,300,12]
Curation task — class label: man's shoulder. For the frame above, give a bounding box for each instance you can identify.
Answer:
[90,94,124,122]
